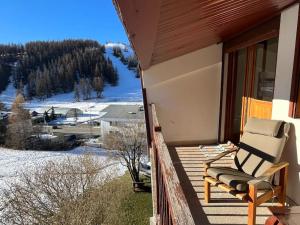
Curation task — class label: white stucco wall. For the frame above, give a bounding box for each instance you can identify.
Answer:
[100,120,111,137]
[143,44,223,144]
[272,3,300,204]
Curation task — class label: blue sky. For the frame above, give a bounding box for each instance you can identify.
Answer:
[0,0,129,44]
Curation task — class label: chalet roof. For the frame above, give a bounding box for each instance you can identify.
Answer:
[113,0,296,69]
[100,105,145,121]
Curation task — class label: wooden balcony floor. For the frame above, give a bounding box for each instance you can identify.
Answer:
[168,145,274,225]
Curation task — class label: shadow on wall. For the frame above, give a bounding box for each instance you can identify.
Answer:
[281,123,300,205]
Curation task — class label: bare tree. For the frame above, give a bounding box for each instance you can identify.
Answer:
[93,76,104,98]
[104,123,147,183]
[79,78,92,100]
[0,155,120,225]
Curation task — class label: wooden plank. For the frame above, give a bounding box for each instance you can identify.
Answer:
[205,177,248,201]
[224,16,280,53]
[278,166,288,206]
[204,180,211,203]
[256,186,281,206]
[150,147,158,219]
[151,104,160,132]
[248,185,258,225]
[248,98,273,119]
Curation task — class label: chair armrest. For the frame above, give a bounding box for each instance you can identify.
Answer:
[203,146,238,167]
[248,161,289,187]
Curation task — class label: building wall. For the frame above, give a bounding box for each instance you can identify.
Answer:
[100,120,111,137]
[272,3,300,204]
[101,119,144,137]
[143,44,223,144]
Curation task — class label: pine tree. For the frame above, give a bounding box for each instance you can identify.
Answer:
[111,67,118,86]
[44,111,50,123]
[112,47,123,58]
[93,76,104,98]
[0,40,124,98]
[16,80,25,97]
[50,107,56,120]
[79,78,87,100]
[0,101,7,145]
[94,64,101,77]
[74,83,80,101]
[6,94,32,149]
[0,101,5,111]
[120,54,128,65]
[86,78,92,99]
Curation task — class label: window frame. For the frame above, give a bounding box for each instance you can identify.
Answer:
[289,10,300,118]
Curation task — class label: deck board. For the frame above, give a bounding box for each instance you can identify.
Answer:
[168,145,274,225]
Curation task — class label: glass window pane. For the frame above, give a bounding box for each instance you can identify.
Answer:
[232,49,246,137]
[253,38,278,101]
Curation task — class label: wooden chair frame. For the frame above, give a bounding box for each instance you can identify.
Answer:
[203,147,289,225]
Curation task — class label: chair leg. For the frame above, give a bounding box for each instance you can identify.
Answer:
[248,202,256,225]
[278,166,288,206]
[204,179,210,203]
[248,184,257,225]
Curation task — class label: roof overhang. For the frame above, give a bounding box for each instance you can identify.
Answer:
[113,0,297,70]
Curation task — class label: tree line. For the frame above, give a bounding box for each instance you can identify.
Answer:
[0,40,119,100]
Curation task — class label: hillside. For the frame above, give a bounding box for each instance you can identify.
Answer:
[0,41,142,109]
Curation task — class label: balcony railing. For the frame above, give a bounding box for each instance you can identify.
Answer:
[150,104,196,225]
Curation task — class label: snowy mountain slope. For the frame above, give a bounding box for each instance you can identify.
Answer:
[103,43,141,102]
[0,78,16,108]
[0,42,142,111]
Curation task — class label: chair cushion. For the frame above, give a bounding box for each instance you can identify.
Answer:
[207,167,254,191]
[232,131,286,177]
[244,118,283,137]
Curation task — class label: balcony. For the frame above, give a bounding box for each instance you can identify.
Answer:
[150,104,290,225]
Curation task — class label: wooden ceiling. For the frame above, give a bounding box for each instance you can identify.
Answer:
[113,0,297,70]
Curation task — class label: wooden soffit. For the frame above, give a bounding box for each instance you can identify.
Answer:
[113,0,297,70]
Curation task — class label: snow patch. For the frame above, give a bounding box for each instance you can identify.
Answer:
[0,146,126,191]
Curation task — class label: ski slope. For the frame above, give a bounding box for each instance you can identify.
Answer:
[103,42,142,102]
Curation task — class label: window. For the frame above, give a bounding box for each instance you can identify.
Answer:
[223,16,280,142]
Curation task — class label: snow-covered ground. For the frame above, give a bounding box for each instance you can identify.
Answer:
[0,146,126,191]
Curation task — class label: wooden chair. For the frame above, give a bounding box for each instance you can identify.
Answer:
[203,118,290,225]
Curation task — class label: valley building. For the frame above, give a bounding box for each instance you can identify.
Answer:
[99,104,145,137]
[47,107,83,118]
